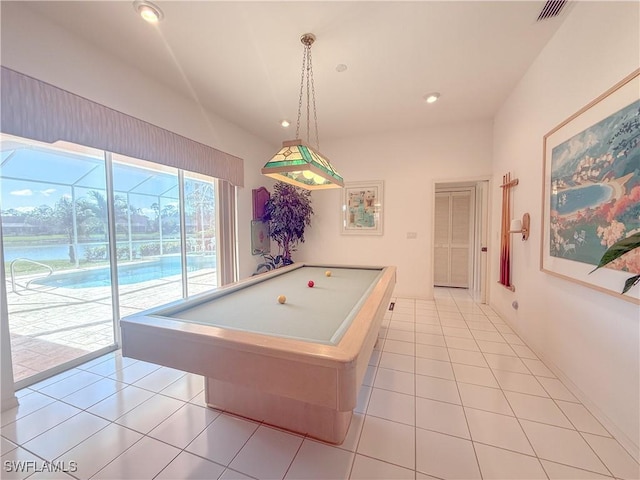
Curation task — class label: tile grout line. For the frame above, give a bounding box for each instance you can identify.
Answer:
[445,290,485,480]
[14,374,206,476]
[337,301,385,478]
[7,289,632,480]
[451,289,619,480]
[460,295,549,480]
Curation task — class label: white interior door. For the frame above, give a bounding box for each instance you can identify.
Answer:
[434,190,472,288]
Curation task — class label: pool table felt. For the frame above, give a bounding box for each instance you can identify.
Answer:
[166,266,382,344]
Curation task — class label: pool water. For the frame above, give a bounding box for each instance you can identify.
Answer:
[33,255,215,289]
[552,184,613,215]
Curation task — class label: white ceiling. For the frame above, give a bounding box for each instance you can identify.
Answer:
[22,1,569,146]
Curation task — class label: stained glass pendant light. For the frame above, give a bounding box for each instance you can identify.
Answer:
[262,33,344,190]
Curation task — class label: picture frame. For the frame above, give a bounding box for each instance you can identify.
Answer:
[540,69,640,304]
[341,180,384,235]
[250,220,270,255]
[252,186,270,220]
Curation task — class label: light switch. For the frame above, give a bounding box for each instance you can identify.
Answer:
[406,232,417,239]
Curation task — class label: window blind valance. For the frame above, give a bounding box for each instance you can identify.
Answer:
[1,67,244,187]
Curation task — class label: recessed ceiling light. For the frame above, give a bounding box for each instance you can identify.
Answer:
[133,0,164,23]
[424,92,441,104]
[336,64,348,73]
[281,120,290,128]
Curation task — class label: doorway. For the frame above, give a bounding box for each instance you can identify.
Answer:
[434,189,473,288]
[434,180,489,302]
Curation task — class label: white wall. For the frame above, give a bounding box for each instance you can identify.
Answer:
[0,3,275,401]
[297,121,493,298]
[491,1,640,458]
[0,2,275,280]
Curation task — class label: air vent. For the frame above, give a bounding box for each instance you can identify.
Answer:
[537,0,566,21]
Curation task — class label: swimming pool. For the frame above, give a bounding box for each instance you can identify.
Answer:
[33,255,215,289]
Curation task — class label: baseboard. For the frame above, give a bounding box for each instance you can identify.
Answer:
[490,302,640,463]
[1,394,18,412]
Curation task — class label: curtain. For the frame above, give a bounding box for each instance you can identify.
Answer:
[217,180,239,285]
[1,67,244,187]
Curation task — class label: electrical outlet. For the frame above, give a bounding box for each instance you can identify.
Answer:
[406,232,417,239]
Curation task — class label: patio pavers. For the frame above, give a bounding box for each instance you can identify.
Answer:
[6,270,217,383]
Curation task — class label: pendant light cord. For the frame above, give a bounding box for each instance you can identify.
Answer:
[294,37,320,151]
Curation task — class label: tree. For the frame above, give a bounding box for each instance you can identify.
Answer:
[78,190,135,237]
[77,190,109,239]
[262,182,313,265]
[150,202,160,233]
[1,208,20,216]
[53,196,77,263]
[185,181,215,251]
[160,204,179,234]
[26,205,54,233]
[53,190,128,263]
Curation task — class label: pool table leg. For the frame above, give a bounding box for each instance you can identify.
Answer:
[205,377,352,444]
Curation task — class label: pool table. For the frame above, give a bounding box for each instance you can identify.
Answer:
[120,263,396,444]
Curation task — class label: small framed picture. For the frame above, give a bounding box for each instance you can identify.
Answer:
[341,181,384,235]
[250,220,270,255]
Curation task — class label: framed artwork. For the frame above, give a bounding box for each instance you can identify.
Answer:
[252,186,270,220]
[341,181,384,235]
[541,69,640,304]
[250,220,270,255]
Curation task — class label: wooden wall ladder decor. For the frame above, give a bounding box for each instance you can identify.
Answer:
[499,172,519,291]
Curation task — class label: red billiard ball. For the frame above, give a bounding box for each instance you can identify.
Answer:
[308,280,315,288]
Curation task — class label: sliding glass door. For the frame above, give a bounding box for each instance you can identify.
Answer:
[184,174,218,296]
[1,135,221,386]
[1,135,117,385]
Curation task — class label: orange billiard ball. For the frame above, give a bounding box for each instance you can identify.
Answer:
[308,280,314,288]
[277,295,286,304]
[325,270,332,277]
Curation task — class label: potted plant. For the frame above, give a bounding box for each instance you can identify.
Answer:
[591,232,640,294]
[257,182,313,272]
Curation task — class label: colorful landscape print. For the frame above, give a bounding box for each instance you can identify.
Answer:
[549,99,640,275]
[347,187,378,229]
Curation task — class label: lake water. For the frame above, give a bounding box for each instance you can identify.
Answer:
[3,244,93,262]
[553,183,614,215]
[3,241,181,262]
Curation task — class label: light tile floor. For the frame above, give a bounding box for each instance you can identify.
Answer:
[1,288,638,479]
